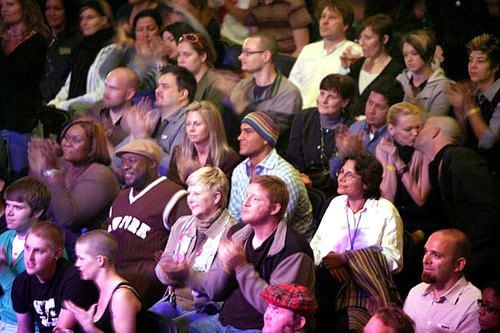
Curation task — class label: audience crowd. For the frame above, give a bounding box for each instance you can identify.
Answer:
[0,0,499,332]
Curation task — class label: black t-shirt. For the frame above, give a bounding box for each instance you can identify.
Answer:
[12,259,98,333]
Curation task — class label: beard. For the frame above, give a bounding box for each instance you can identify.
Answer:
[421,271,437,284]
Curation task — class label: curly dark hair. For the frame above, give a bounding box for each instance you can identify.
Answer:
[342,151,382,199]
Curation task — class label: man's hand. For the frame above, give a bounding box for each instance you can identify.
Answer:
[123,98,159,139]
[217,238,247,273]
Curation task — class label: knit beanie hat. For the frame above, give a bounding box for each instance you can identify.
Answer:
[241,111,280,147]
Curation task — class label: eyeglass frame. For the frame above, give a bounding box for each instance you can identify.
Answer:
[336,168,359,181]
[240,49,267,57]
[477,299,500,314]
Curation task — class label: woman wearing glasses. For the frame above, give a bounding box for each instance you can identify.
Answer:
[479,280,500,332]
[27,119,120,258]
[177,32,239,148]
[167,101,239,187]
[310,152,403,332]
[287,74,358,196]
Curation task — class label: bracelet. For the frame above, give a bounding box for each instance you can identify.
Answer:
[467,107,481,117]
[43,169,60,178]
[386,165,397,172]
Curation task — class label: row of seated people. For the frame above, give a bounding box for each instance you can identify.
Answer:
[1,0,498,184]
[0,162,498,332]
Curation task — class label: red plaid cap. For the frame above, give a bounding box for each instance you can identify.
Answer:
[260,283,317,314]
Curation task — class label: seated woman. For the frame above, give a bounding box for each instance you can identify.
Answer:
[375,102,435,234]
[100,9,163,99]
[340,14,404,115]
[0,0,48,181]
[152,166,236,329]
[310,152,403,332]
[167,101,239,187]
[479,280,500,333]
[177,33,222,104]
[287,74,358,196]
[176,33,239,144]
[159,21,196,65]
[48,0,115,111]
[65,230,141,333]
[447,33,500,179]
[396,29,451,117]
[173,0,224,65]
[28,119,120,258]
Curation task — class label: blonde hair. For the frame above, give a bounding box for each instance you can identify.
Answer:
[176,101,232,182]
[387,102,423,125]
[186,166,229,208]
[388,102,425,184]
[77,230,118,265]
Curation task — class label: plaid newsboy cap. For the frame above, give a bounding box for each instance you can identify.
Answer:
[260,283,318,314]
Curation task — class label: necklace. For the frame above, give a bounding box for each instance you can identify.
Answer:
[345,209,363,250]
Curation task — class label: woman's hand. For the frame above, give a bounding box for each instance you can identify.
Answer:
[28,138,59,178]
[340,46,361,69]
[158,255,190,283]
[446,82,472,111]
[378,136,397,156]
[115,23,134,50]
[322,251,347,270]
[149,35,169,64]
[63,300,97,333]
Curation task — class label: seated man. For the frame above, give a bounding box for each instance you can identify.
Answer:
[107,139,190,308]
[87,67,139,146]
[231,33,303,155]
[261,283,317,333]
[289,0,362,109]
[364,307,415,333]
[0,177,51,331]
[403,229,481,333]
[228,111,314,239]
[12,222,97,333]
[414,116,500,287]
[126,65,197,175]
[191,175,315,332]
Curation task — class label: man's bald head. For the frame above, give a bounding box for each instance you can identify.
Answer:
[103,67,139,109]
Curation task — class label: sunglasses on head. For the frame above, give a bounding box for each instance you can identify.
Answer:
[179,33,204,51]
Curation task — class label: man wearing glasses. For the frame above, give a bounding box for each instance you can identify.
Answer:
[403,229,481,333]
[230,32,302,156]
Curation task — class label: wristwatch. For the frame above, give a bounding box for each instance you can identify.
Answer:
[397,165,409,178]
